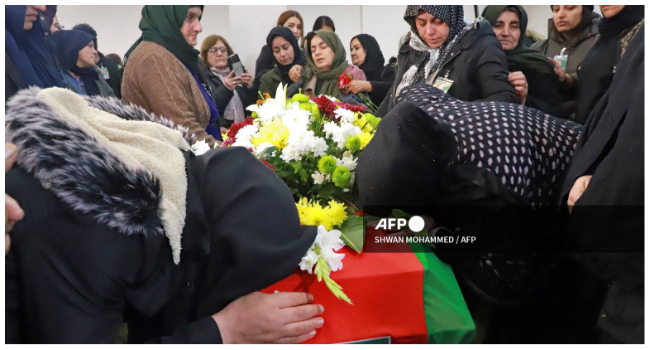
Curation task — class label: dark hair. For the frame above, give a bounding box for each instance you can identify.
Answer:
[312,15,335,32]
[277,10,305,46]
[388,56,397,66]
[72,23,98,49]
[503,5,522,20]
[105,53,123,67]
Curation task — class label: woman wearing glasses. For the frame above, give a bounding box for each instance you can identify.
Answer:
[200,35,257,134]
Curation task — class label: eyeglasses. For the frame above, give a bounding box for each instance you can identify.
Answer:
[53,23,64,30]
[208,47,228,54]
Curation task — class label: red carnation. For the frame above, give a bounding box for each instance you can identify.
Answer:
[338,72,352,90]
[311,95,336,117]
[262,159,276,171]
[227,117,254,139]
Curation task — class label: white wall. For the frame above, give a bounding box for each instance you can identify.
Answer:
[55,5,573,76]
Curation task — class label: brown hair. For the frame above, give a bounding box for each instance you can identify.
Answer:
[200,35,234,66]
[277,10,304,46]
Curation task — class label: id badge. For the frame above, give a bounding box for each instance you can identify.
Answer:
[100,66,110,80]
[554,54,568,69]
[433,77,454,93]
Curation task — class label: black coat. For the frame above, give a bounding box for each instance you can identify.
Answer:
[365,64,396,107]
[377,19,518,117]
[197,62,257,129]
[561,25,644,344]
[5,53,25,101]
[4,89,316,343]
[97,51,121,99]
[521,67,568,118]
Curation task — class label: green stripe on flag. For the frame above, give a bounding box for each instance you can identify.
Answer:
[409,242,476,344]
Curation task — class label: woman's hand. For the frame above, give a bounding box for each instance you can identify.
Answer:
[289,65,303,83]
[213,292,324,344]
[509,71,528,105]
[239,68,254,89]
[568,175,592,214]
[5,144,24,255]
[220,126,229,136]
[224,70,241,91]
[548,58,567,83]
[344,81,372,95]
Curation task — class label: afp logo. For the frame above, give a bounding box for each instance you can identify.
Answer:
[374,216,426,232]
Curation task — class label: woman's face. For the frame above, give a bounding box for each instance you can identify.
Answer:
[207,40,229,69]
[493,11,521,51]
[77,41,97,68]
[600,5,625,19]
[414,11,450,49]
[283,16,302,41]
[181,7,203,46]
[552,5,583,33]
[272,36,295,66]
[24,5,45,31]
[310,34,335,70]
[350,38,366,66]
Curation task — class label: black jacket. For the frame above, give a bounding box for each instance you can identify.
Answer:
[5,88,316,343]
[365,64,396,107]
[97,51,121,98]
[5,53,25,101]
[197,62,257,129]
[561,25,644,344]
[377,19,518,117]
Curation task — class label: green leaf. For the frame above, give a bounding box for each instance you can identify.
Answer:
[317,183,339,200]
[291,162,302,174]
[258,146,278,159]
[392,209,411,219]
[338,214,364,253]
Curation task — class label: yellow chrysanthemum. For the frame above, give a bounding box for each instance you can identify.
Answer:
[296,198,348,231]
[359,131,373,150]
[325,200,348,228]
[252,119,289,150]
[353,115,374,133]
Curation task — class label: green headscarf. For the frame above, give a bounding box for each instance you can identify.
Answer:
[481,5,555,76]
[124,5,204,68]
[302,30,349,97]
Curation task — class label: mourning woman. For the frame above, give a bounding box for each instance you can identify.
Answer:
[122,5,220,146]
[5,87,323,343]
[301,30,349,98]
[254,10,307,84]
[482,6,566,118]
[199,34,256,134]
[53,30,115,98]
[531,6,600,115]
[573,5,644,124]
[259,27,302,97]
[377,5,517,117]
[347,34,396,106]
[5,5,65,101]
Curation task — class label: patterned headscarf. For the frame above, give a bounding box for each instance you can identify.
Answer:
[397,5,474,95]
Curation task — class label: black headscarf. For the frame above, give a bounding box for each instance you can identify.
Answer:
[351,34,385,79]
[124,5,204,68]
[266,26,301,82]
[482,5,555,77]
[5,5,64,89]
[53,30,102,97]
[598,5,644,36]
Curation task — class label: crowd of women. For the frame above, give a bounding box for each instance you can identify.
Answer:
[4,4,645,344]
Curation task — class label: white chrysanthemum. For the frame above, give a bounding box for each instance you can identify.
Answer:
[282,105,311,130]
[311,171,330,185]
[334,108,356,124]
[253,142,275,156]
[323,122,362,148]
[232,124,259,149]
[191,140,211,156]
[336,154,357,171]
[308,136,328,157]
[299,249,319,273]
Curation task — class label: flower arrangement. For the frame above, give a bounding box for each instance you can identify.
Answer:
[219,83,381,303]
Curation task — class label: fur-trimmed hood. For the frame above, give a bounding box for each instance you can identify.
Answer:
[5,87,199,263]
